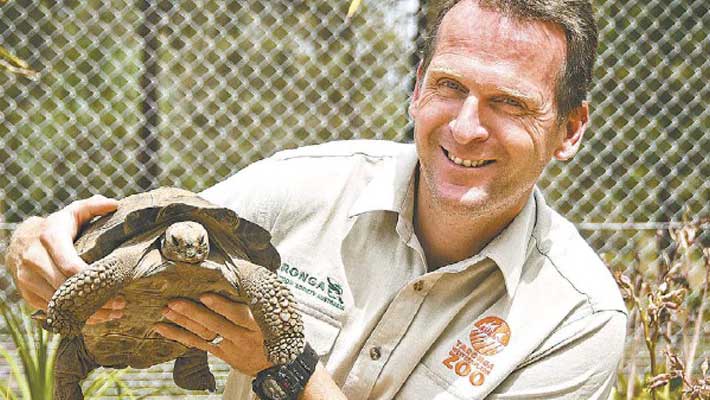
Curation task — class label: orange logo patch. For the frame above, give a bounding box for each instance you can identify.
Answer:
[469,316,511,356]
[441,316,512,387]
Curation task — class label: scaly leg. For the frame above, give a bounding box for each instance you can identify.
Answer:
[54,336,99,400]
[173,348,216,392]
[45,251,136,336]
[235,260,306,365]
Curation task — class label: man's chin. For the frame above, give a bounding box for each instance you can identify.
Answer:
[431,187,493,217]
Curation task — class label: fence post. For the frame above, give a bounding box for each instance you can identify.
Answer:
[137,0,162,191]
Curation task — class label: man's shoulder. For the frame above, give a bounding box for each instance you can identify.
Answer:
[533,204,627,315]
[271,139,413,162]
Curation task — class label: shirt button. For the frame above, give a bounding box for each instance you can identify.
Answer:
[369,346,382,360]
[413,281,424,292]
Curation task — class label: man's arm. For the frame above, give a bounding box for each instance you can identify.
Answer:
[4,195,125,324]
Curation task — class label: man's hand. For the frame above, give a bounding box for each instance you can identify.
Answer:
[4,195,126,324]
[157,294,349,399]
[153,293,272,376]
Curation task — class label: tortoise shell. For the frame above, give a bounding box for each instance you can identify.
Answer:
[73,187,281,368]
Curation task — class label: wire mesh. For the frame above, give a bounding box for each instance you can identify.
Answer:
[1,0,708,397]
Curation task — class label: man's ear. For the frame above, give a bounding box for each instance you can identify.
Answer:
[408,62,425,119]
[554,101,589,161]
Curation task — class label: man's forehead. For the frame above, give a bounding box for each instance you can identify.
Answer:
[435,0,567,61]
[429,1,566,90]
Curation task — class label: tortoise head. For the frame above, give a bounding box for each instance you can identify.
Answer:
[160,221,210,264]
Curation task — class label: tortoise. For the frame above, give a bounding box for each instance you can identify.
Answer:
[34,187,305,400]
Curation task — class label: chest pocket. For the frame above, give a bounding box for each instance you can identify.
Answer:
[298,303,342,361]
[395,363,473,400]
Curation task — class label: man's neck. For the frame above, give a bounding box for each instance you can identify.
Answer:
[413,181,524,272]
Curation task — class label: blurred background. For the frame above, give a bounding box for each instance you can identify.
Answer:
[1,0,707,398]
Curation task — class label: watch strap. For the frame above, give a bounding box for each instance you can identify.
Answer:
[252,342,319,400]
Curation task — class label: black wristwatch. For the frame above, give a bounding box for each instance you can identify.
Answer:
[252,343,319,400]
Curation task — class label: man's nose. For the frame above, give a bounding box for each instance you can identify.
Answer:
[449,95,489,144]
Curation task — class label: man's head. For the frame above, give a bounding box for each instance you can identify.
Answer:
[420,0,598,122]
[409,0,597,220]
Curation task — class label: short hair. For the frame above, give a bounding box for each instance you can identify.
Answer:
[419,0,598,121]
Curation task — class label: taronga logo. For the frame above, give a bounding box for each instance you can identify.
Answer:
[277,263,345,311]
[469,316,511,356]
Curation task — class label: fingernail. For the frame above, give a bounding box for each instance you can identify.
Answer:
[112,298,126,309]
[153,326,165,335]
[109,311,123,319]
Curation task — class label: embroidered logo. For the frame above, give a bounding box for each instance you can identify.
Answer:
[442,316,511,387]
[277,263,345,311]
[469,316,511,356]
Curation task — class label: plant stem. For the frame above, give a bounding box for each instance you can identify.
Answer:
[685,255,709,380]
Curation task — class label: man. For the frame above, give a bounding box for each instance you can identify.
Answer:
[5,0,626,398]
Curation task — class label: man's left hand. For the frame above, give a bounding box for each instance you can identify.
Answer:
[153,293,272,376]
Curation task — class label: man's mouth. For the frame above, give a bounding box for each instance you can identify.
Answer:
[443,148,495,168]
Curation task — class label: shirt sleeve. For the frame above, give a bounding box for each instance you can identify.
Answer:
[199,157,285,233]
[487,310,627,400]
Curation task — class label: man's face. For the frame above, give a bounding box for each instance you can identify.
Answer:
[410,0,586,218]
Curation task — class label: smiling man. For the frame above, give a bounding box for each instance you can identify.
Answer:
[6,1,626,399]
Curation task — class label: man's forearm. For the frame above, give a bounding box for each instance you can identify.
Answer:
[4,216,44,280]
[299,363,347,400]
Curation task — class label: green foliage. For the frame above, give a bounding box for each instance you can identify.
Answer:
[0,302,58,400]
[0,302,167,400]
[611,221,710,400]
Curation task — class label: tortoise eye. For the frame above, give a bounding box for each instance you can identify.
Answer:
[171,236,180,246]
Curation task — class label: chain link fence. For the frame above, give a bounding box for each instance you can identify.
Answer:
[1,0,708,397]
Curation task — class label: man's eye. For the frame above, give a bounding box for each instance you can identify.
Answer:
[496,97,524,108]
[438,79,465,93]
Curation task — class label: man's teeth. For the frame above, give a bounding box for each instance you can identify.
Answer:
[446,151,490,168]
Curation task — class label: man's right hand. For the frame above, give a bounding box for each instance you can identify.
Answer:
[4,195,126,325]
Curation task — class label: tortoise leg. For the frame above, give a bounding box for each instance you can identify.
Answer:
[45,253,135,336]
[54,336,99,400]
[173,348,216,392]
[235,260,306,365]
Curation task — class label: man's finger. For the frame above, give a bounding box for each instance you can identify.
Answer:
[41,222,88,277]
[68,195,119,231]
[154,323,216,351]
[200,293,259,331]
[22,290,50,311]
[86,309,123,325]
[41,195,118,277]
[99,296,126,311]
[21,242,67,288]
[154,323,232,362]
[15,268,55,307]
[162,307,217,341]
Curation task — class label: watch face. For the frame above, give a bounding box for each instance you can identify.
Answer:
[262,377,289,400]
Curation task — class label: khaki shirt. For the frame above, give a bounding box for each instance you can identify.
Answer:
[201,140,627,400]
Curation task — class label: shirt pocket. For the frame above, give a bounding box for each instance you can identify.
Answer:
[297,303,342,360]
[395,363,469,400]
[394,362,492,400]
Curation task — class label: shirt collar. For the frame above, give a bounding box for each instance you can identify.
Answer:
[347,143,538,296]
[347,143,419,218]
[478,190,537,296]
